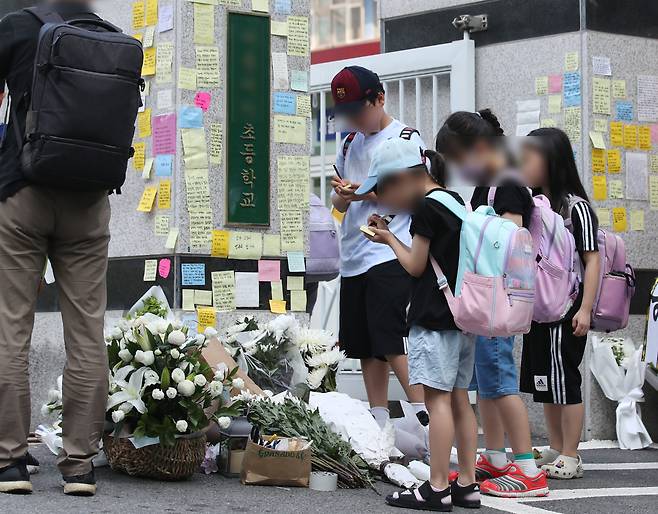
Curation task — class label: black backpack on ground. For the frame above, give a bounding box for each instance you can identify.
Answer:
[13,6,144,192]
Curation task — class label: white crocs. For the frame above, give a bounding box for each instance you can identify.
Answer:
[541,454,583,479]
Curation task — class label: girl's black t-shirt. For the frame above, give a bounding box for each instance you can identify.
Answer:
[471,179,534,228]
[407,188,464,332]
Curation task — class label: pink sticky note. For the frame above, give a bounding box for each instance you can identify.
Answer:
[548,74,563,93]
[158,258,171,279]
[651,124,658,145]
[194,91,212,112]
[152,113,177,155]
[258,260,281,282]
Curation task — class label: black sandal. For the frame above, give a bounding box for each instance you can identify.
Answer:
[385,481,452,511]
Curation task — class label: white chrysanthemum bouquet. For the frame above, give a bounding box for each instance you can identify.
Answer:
[296,327,345,392]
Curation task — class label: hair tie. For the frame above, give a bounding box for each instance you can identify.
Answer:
[474,111,482,118]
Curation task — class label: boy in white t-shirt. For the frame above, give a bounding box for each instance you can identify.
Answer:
[330,66,425,426]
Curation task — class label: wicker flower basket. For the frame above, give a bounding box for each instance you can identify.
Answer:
[103,432,207,481]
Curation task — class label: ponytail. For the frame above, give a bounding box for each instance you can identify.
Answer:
[436,108,504,157]
[423,149,447,187]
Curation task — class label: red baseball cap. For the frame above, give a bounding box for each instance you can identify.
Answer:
[331,66,383,116]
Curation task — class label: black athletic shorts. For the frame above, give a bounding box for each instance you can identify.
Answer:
[339,259,411,360]
[520,314,587,405]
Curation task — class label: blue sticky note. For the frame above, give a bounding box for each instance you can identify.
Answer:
[615,100,633,121]
[273,92,296,115]
[179,105,204,129]
[155,155,173,176]
[287,252,305,273]
[563,72,581,107]
[274,0,291,15]
[181,263,206,286]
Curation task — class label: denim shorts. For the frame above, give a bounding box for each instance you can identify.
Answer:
[408,326,475,392]
[469,336,520,399]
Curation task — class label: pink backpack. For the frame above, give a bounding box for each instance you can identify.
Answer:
[488,188,578,323]
[566,196,635,332]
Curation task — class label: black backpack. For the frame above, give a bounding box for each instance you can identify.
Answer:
[14,6,144,192]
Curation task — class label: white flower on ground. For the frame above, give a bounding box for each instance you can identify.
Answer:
[226,322,248,336]
[166,387,177,399]
[306,348,345,368]
[267,315,299,341]
[307,366,329,390]
[232,377,245,390]
[154,348,162,356]
[194,374,207,387]
[209,381,223,397]
[171,368,186,384]
[295,327,336,353]
[214,362,229,381]
[177,379,196,397]
[178,360,190,371]
[175,420,188,433]
[216,416,231,430]
[155,320,169,335]
[151,388,165,400]
[134,350,155,366]
[106,367,149,414]
[143,369,160,387]
[170,348,180,360]
[111,410,125,423]
[204,326,218,338]
[168,330,186,346]
[110,326,124,340]
[118,349,133,362]
[263,389,274,398]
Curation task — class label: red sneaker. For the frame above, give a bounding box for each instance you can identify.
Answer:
[449,454,512,483]
[480,464,549,498]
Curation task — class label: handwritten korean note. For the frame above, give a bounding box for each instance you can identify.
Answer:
[137,186,158,212]
[145,0,158,26]
[535,76,548,96]
[592,175,607,201]
[273,92,297,115]
[565,51,579,71]
[269,300,287,314]
[609,179,623,199]
[287,16,309,56]
[638,75,658,122]
[548,74,562,94]
[185,169,211,212]
[133,142,146,171]
[639,125,652,150]
[209,123,223,165]
[548,94,562,114]
[651,175,658,210]
[563,72,581,107]
[592,77,611,115]
[195,290,213,306]
[290,290,307,312]
[235,272,260,308]
[287,276,304,291]
[287,251,305,272]
[594,118,608,133]
[650,154,658,173]
[189,211,213,250]
[154,214,169,236]
[272,52,289,90]
[229,232,263,260]
[194,91,212,112]
[630,210,645,231]
[197,306,216,331]
[291,70,309,92]
[182,128,208,169]
[612,207,627,232]
[157,179,171,209]
[158,1,174,32]
[132,1,145,30]
[156,44,174,85]
[271,20,288,37]
[152,113,177,155]
[296,94,311,117]
[194,2,215,45]
[623,124,638,149]
[211,271,235,312]
[182,289,195,311]
[280,210,304,251]
[626,152,649,200]
[612,79,626,99]
[155,154,173,176]
[196,46,220,88]
[607,149,621,173]
[182,263,206,286]
[591,148,606,172]
[616,101,633,121]
[278,155,310,210]
[211,230,230,258]
[596,208,611,227]
[142,47,156,76]
[610,121,623,146]
[258,260,281,282]
[273,115,307,145]
[178,67,197,90]
[143,259,157,281]
[137,109,152,138]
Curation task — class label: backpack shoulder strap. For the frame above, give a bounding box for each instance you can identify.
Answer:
[400,126,420,140]
[427,190,467,221]
[563,194,587,226]
[23,6,65,25]
[342,132,357,158]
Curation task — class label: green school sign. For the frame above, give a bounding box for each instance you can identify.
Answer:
[226,13,271,226]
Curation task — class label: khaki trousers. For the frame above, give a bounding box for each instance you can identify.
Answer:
[0,186,110,476]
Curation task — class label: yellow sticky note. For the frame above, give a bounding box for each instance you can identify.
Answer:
[296,94,311,117]
[269,299,287,314]
[137,109,152,138]
[607,149,622,173]
[287,276,304,291]
[197,306,217,331]
[181,129,208,169]
[590,132,606,150]
[596,208,611,227]
[145,0,158,26]
[650,175,658,210]
[137,186,158,212]
[194,3,215,45]
[650,154,658,172]
[142,47,156,76]
[623,124,638,149]
[133,142,146,171]
[591,148,606,172]
[211,230,229,258]
[565,51,579,71]
[271,281,284,301]
[157,179,171,209]
[612,207,627,232]
[609,179,623,199]
[612,79,626,99]
[228,231,263,260]
[290,290,307,312]
[182,289,195,311]
[639,125,652,150]
[178,67,197,90]
[594,119,608,133]
[630,210,645,231]
[592,77,611,115]
[287,16,309,56]
[132,1,145,30]
[252,0,269,12]
[271,20,288,37]
[592,175,607,201]
[535,76,548,95]
[263,234,281,256]
[548,94,562,114]
[273,115,307,145]
[610,121,623,146]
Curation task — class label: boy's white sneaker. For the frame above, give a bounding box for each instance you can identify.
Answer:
[541,454,583,479]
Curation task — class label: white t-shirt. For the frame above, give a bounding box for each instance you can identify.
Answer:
[334,119,426,277]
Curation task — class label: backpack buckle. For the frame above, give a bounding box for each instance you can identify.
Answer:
[436,276,448,290]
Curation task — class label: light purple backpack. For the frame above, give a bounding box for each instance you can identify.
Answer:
[306,194,340,277]
[488,188,578,323]
[566,196,635,332]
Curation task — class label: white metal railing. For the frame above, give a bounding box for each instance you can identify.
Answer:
[309,38,475,395]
